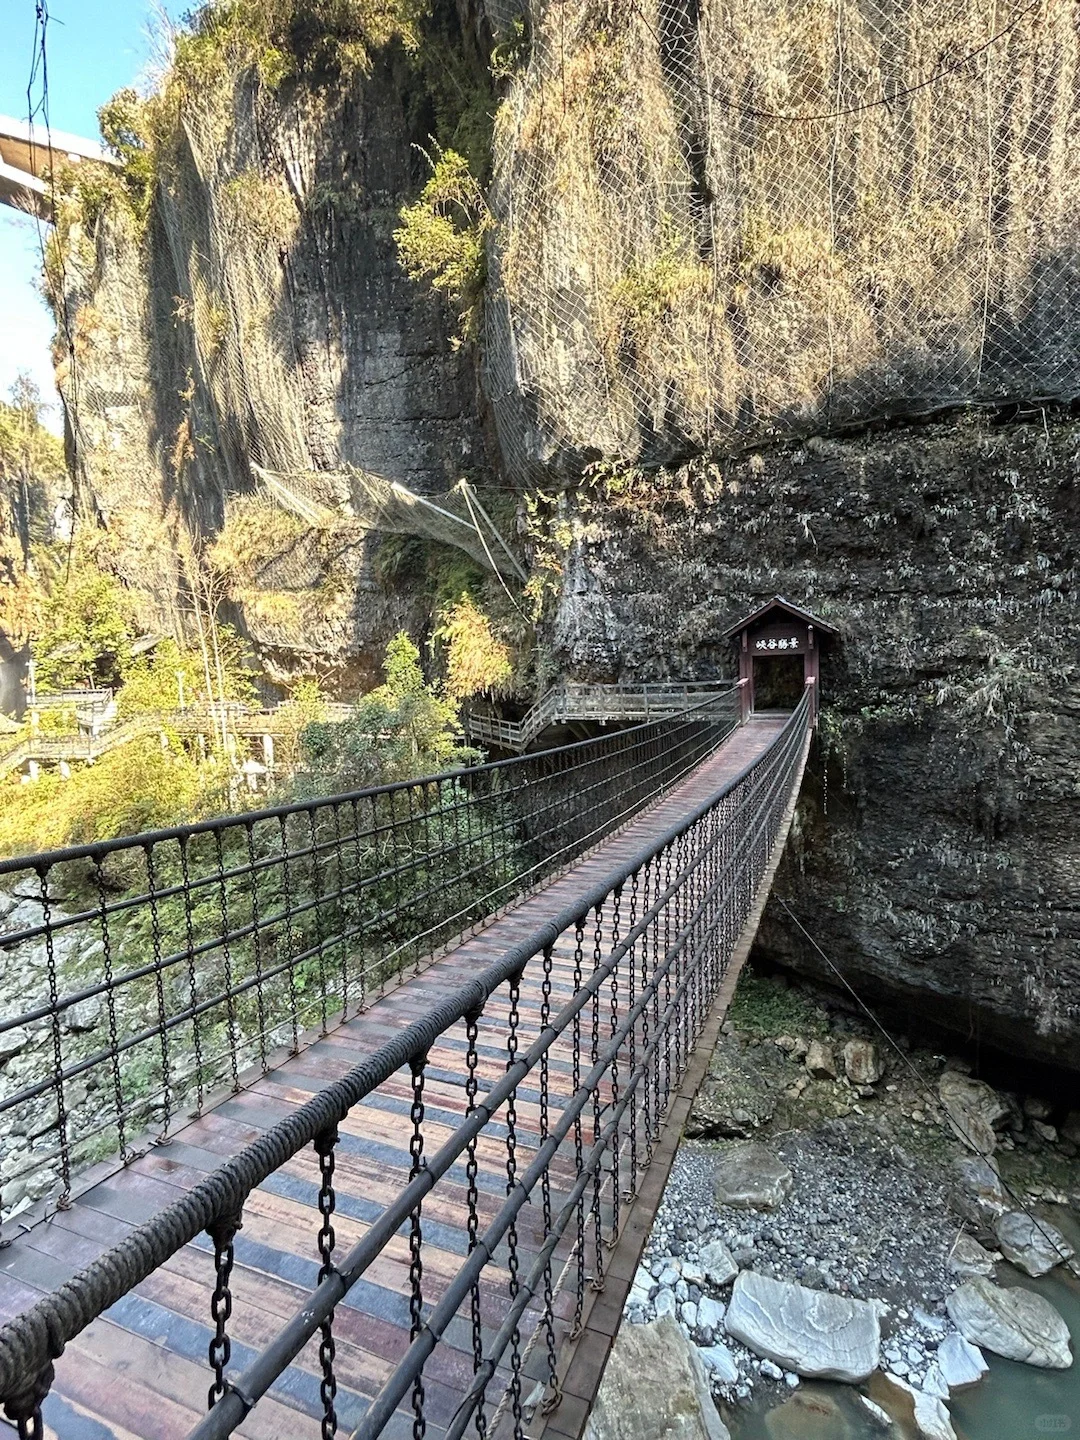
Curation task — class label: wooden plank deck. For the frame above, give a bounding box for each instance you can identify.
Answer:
[0,717,786,1440]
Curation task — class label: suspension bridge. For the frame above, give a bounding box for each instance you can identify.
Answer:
[0,633,820,1440]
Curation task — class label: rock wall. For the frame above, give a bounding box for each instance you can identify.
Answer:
[57,3,494,675]
[485,0,1080,477]
[548,413,1079,1069]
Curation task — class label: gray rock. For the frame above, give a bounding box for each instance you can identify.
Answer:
[857,1396,896,1431]
[698,1343,739,1385]
[584,1315,730,1440]
[946,1278,1072,1368]
[804,1041,837,1079]
[1032,1120,1058,1143]
[63,996,102,1033]
[993,1211,1074,1277]
[698,1239,739,1288]
[25,1097,59,1139]
[628,1278,654,1309]
[688,1034,784,1140]
[724,1271,881,1382]
[698,1297,726,1332]
[714,1144,793,1212]
[681,1301,699,1330]
[842,1039,885,1086]
[1061,1110,1080,1146]
[922,1364,950,1399]
[938,1073,1009,1154]
[1023,1095,1053,1121]
[0,1026,30,1065]
[948,1155,1008,1234]
[882,1375,957,1440]
[946,1233,996,1278]
[936,1333,988,1390]
[655,1288,677,1319]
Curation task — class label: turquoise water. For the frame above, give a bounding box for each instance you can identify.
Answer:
[949,1264,1080,1440]
[729,1214,1080,1440]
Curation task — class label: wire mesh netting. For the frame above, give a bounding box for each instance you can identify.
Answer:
[53,0,1080,590]
[481,0,1080,478]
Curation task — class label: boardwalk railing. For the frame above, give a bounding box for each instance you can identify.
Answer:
[0,688,811,1440]
[0,700,368,778]
[0,687,740,1222]
[463,681,734,751]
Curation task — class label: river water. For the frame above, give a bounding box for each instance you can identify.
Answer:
[730,1212,1080,1439]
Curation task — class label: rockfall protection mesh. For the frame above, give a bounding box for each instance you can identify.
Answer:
[481,0,1080,478]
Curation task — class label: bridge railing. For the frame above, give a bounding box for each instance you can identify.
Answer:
[0,686,740,1222]
[0,688,812,1440]
[463,680,734,751]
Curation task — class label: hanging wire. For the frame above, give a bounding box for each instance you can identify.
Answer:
[24,1,81,571]
[626,0,1047,126]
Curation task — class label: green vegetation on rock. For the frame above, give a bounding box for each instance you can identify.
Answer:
[395,147,491,341]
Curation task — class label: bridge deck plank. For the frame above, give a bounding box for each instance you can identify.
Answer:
[0,717,785,1440]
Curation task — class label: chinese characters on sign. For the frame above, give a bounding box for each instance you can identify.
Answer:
[754,637,801,651]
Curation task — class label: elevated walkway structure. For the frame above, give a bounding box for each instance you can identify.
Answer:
[463,681,737,752]
[0,685,813,1440]
[0,115,116,220]
[0,701,363,781]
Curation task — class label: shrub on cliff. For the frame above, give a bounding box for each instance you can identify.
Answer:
[433,593,513,701]
[32,564,135,693]
[395,148,490,341]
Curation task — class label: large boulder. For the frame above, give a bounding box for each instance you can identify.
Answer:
[713,1144,793,1211]
[946,1279,1073,1369]
[804,1040,837,1079]
[584,1316,730,1440]
[724,1271,881,1382]
[945,1234,996,1279]
[697,1240,739,1290]
[687,1035,784,1140]
[879,1375,957,1440]
[993,1211,1074,1277]
[938,1072,1009,1154]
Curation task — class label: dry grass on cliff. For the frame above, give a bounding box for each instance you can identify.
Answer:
[487,0,1080,462]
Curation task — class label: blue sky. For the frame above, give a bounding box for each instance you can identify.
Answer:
[0,0,179,427]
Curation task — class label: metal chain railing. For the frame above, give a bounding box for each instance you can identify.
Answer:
[0,686,739,1224]
[0,687,811,1440]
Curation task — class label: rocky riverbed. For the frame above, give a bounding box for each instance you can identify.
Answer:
[587,969,1080,1440]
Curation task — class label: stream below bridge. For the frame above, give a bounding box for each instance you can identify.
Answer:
[731,1254,1080,1440]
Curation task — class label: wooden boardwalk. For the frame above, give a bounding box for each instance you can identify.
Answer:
[0,718,786,1440]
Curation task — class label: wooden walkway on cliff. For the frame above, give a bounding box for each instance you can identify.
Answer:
[0,701,811,1440]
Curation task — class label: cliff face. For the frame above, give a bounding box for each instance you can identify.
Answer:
[485,0,1080,476]
[550,414,1080,1068]
[52,0,1080,1063]
[58,2,494,676]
